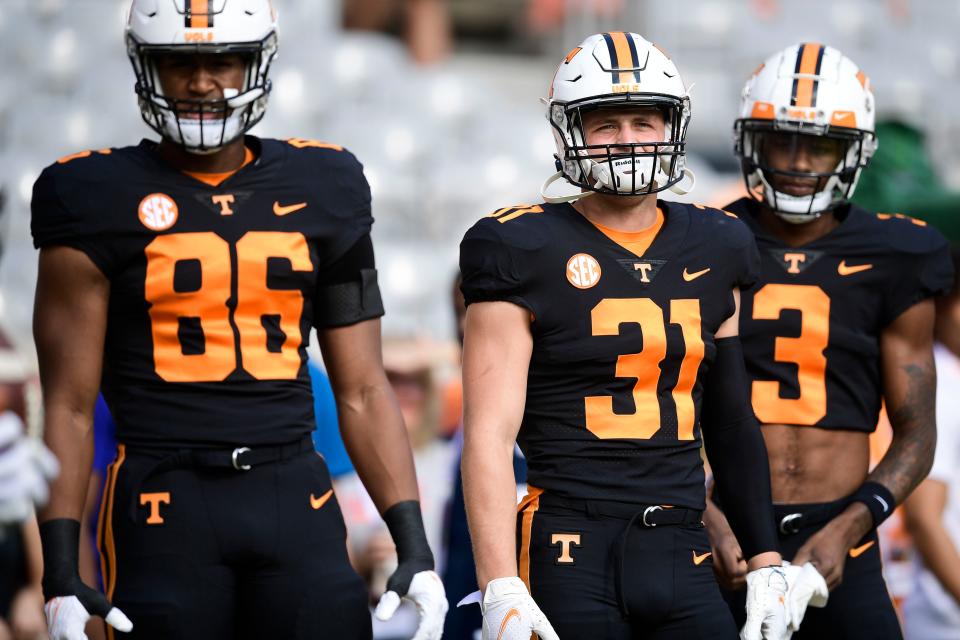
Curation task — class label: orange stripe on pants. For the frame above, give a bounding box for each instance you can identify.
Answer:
[96,444,126,640]
[517,487,542,592]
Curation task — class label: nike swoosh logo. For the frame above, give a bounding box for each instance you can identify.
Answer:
[849,540,875,558]
[498,608,521,640]
[310,489,333,510]
[692,550,712,566]
[273,201,308,216]
[837,260,873,276]
[874,495,890,513]
[682,267,711,282]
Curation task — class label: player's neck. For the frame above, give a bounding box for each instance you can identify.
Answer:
[573,192,659,232]
[157,138,249,174]
[756,205,840,248]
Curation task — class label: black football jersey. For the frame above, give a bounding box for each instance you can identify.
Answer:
[31,136,380,448]
[460,201,759,509]
[728,197,954,433]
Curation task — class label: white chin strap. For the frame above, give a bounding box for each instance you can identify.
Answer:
[671,167,695,195]
[540,166,695,204]
[540,172,593,203]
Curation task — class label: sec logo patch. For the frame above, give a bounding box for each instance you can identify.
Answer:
[138,193,178,231]
[566,253,601,289]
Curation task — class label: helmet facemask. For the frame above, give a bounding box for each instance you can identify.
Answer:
[736,119,875,223]
[551,93,691,198]
[126,33,278,154]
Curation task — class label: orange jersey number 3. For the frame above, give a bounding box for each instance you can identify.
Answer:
[750,284,830,425]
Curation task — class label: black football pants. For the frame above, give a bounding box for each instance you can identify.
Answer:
[722,499,903,640]
[97,443,371,640]
[516,490,738,639]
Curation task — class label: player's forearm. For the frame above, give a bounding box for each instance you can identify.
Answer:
[827,356,939,547]
[462,433,520,592]
[702,497,734,544]
[37,405,94,522]
[869,417,936,505]
[708,433,780,561]
[701,337,779,560]
[874,302,938,504]
[337,380,420,513]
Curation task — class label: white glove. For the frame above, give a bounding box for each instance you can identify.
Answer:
[781,562,828,631]
[741,566,791,640]
[479,577,559,640]
[44,595,133,640]
[374,570,448,640]
[0,412,59,523]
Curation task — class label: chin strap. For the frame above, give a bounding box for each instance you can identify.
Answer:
[540,171,594,204]
[668,167,696,196]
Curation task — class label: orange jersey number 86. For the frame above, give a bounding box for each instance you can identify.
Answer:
[144,231,314,382]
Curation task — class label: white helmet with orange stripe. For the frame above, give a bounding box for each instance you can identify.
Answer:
[541,32,694,203]
[126,0,278,154]
[735,43,878,223]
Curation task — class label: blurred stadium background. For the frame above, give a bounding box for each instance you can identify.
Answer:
[1,0,958,352]
[1,1,959,634]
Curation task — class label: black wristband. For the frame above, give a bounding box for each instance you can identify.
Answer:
[39,518,82,600]
[383,500,434,566]
[382,500,434,596]
[849,481,895,529]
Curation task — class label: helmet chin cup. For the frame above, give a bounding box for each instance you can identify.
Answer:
[164,113,245,155]
[766,191,827,224]
[590,155,657,194]
[755,163,842,222]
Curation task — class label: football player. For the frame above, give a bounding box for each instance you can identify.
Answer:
[459,32,791,640]
[31,1,446,639]
[703,44,954,639]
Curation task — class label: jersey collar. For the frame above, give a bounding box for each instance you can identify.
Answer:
[564,199,690,263]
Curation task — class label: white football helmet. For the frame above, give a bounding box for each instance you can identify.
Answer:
[126,0,279,154]
[734,43,878,223]
[542,32,694,202]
